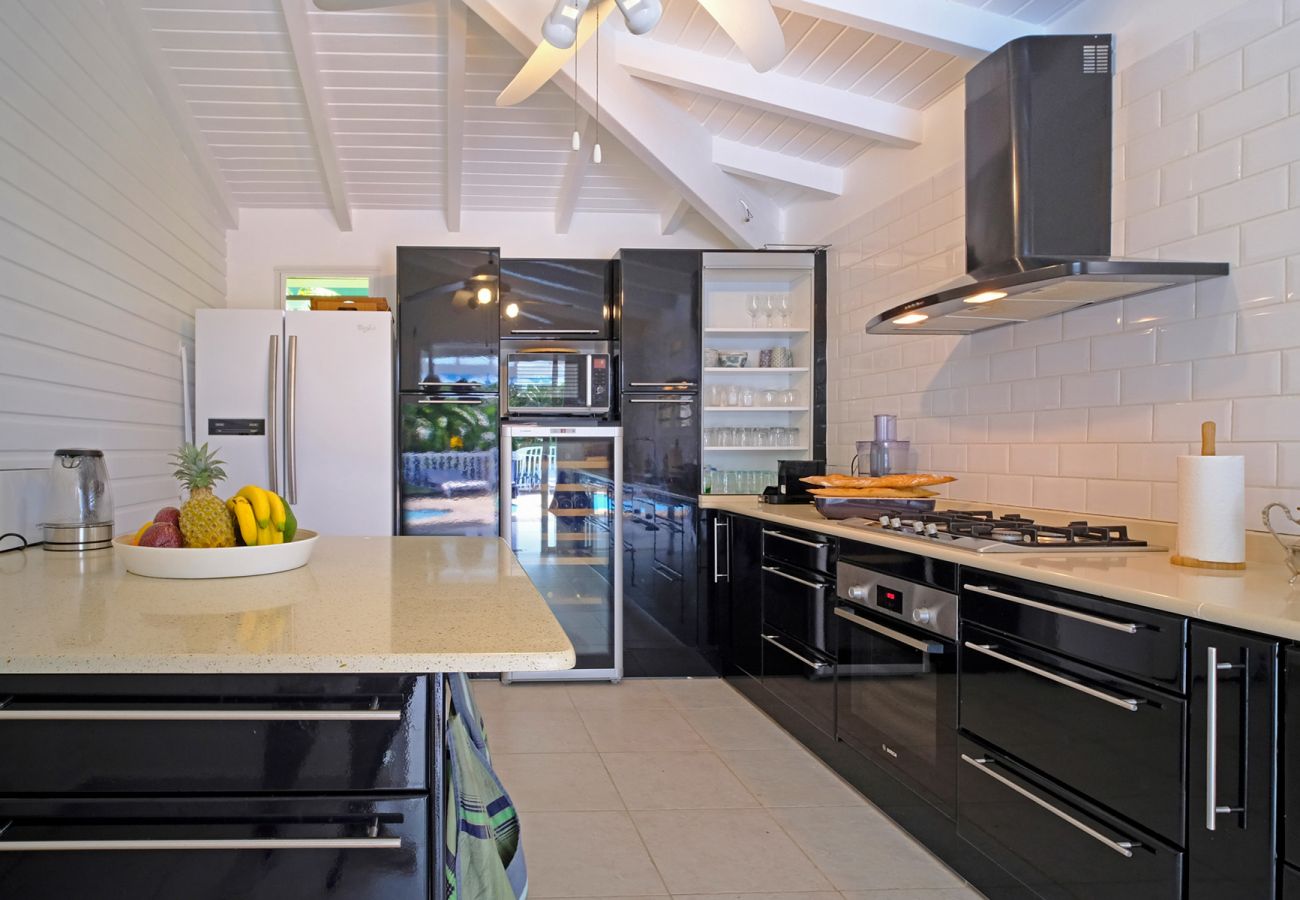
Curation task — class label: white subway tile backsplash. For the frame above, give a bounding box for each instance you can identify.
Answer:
[1089,405,1156,443]
[969,323,1014,357]
[1124,285,1196,327]
[1061,371,1121,408]
[1279,442,1300,485]
[988,474,1034,507]
[1243,18,1300,86]
[1012,314,1063,348]
[968,383,1012,415]
[987,413,1036,444]
[1063,303,1124,340]
[1152,482,1179,522]
[1091,329,1157,370]
[1123,35,1194,103]
[1036,338,1091,376]
[1121,363,1193,404]
[1126,115,1200,178]
[1284,349,1300,392]
[1198,76,1289,148]
[1086,480,1154,519]
[1118,443,1189,482]
[1157,226,1242,267]
[1163,51,1242,122]
[1196,0,1283,64]
[1237,300,1300,354]
[1010,444,1059,476]
[1153,400,1234,441]
[1012,376,1063,412]
[1126,199,1198,252]
[1242,207,1300,264]
[1199,166,1288,231]
[1195,258,1286,316]
[1193,351,1282,398]
[1233,396,1300,440]
[1061,443,1119,478]
[1035,409,1090,443]
[969,443,1010,474]
[990,348,1036,383]
[1162,140,1243,201]
[1156,314,1237,362]
[1217,441,1279,486]
[1033,476,1088,513]
[1242,114,1300,174]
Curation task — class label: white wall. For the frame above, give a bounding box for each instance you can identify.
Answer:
[0,0,228,540]
[226,208,731,308]
[810,0,1300,533]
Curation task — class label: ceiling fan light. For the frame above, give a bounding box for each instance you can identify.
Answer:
[593,142,603,164]
[572,129,581,151]
[476,286,494,305]
[615,0,662,34]
[505,302,520,319]
[542,0,589,49]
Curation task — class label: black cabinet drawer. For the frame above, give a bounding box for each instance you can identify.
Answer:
[761,561,833,653]
[960,625,1185,842]
[1285,863,1300,899]
[0,675,427,794]
[957,737,1183,900]
[759,630,834,736]
[761,526,834,574]
[1286,646,1300,866]
[961,572,1187,691]
[0,795,427,900]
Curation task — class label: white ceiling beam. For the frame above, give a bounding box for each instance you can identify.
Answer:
[776,0,1039,59]
[555,117,599,234]
[463,0,782,249]
[660,193,691,235]
[442,0,466,232]
[279,0,351,232]
[616,35,922,147]
[103,2,238,230]
[712,138,843,197]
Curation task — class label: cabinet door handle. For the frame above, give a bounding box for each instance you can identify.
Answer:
[837,607,943,654]
[762,529,828,549]
[629,381,697,389]
[961,754,1137,858]
[627,398,693,405]
[713,518,730,583]
[761,565,825,591]
[761,634,830,672]
[0,837,402,852]
[963,584,1139,634]
[285,334,298,504]
[964,642,1139,712]
[1205,644,1244,831]
[509,329,600,335]
[418,398,484,405]
[0,709,401,722]
[266,334,279,495]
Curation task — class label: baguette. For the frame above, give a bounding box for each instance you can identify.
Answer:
[801,473,955,489]
[808,487,939,498]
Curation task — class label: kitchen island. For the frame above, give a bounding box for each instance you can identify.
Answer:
[0,536,573,899]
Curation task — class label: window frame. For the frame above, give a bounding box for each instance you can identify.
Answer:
[276,266,383,311]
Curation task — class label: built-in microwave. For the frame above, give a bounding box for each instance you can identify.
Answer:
[501,341,612,418]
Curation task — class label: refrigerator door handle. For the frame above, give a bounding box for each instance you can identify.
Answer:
[267,334,279,495]
[586,354,595,410]
[418,398,484,405]
[286,334,298,504]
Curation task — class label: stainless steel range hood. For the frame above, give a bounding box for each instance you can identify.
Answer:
[867,35,1228,336]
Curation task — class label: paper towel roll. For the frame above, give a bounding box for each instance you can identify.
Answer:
[1175,454,1245,566]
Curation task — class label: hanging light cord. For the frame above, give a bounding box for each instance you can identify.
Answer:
[594,3,602,162]
[572,25,580,150]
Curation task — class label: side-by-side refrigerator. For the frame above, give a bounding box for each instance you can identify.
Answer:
[194,309,393,536]
[396,247,502,536]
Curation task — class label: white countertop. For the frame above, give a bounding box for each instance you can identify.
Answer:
[701,495,1300,641]
[0,537,576,675]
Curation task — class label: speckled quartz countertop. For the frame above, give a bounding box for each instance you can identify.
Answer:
[0,537,576,675]
[701,495,1300,642]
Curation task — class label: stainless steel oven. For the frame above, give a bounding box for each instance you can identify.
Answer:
[834,554,959,815]
[501,340,612,418]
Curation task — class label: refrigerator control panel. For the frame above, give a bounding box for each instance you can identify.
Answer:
[207,418,266,436]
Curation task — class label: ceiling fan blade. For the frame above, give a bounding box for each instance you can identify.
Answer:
[697,0,785,72]
[497,0,616,107]
[311,0,413,11]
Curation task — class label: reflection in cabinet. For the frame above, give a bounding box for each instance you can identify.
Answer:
[715,513,763,678]
[1188,624,1278,900]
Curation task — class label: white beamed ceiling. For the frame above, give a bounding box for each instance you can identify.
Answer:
[138,0,1086,220]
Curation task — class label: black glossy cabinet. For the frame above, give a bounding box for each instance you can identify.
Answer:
[0,795,428,900]
[1287,646,1300,866]
[500,258,612,338]
[617,249,701,391]
[716,512,763,678]
[397,246,500,392]
[1187,624,1278,900]
[622,391,699,496]
[1285,863,1300,898]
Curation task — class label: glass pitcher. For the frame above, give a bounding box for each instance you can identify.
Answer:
[43,448,114,551]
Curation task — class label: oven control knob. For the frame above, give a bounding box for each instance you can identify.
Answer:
[912,521,925,534]
[848,586,869,601]
[890,517,902,530]
[878,515,891,527]
[912,607,934,625]
[924,523,939,537]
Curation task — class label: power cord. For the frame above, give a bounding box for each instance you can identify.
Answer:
[0,532,30,554]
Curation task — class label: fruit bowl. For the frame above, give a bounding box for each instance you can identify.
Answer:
[114,530,319,580]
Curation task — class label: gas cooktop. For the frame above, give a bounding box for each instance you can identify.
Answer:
[839,509,1166,554]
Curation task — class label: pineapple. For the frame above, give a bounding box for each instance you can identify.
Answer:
[171,443,236,548]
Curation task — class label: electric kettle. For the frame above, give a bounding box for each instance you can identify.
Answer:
[42,448,114,551]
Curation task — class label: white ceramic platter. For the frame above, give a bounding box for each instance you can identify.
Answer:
[114,530,319,579]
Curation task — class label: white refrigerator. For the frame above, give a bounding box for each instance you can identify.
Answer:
[195,309,394,536]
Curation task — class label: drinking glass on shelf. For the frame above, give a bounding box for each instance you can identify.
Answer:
[761,389,777,407]
[778,294,792,327]
[788,427,801,448]
[703,428,714,447]
[740,388,755,407]
[725,384,740,407]
[781,389,798,407]
[747,294,760,327]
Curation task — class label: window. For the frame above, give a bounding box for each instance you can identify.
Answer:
[280,273,377,311]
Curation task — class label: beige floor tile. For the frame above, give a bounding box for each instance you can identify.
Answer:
[840,889,985,900]
[771,807,964,892]
[631,808,833,894]
[521,811,667,898]
[492,753,624,811]
[568,680,674,710]
[673,894,841,900]
[719,750,867,808]
[678,705,800,751]
[472,680,575,712]
[602,750,758,810]
[579,708,708,752]
[651,677,750,709]
[486,708,596,754]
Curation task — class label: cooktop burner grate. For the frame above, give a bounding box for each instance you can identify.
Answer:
[849,508,1163,553]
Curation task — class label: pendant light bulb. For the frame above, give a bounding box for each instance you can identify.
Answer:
[593,142,602,164]
[572,129,581,151]
[541,0,589,49]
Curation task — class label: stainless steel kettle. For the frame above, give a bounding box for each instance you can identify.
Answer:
[42,448,114,551]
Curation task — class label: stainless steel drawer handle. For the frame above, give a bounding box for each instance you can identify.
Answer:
[0,838,402,853]
[509,329,600,334]
[629,382,697,388]
[0,709,402,722]
[1205,645,1243,831]
[761,634,830,672]
[961,754,1137,858]
[762,529,828,549]
[836,607,943,654]
[963,584,1139,634]
[627,398,693,405]
[761,565,826,591]
[418,398,483,405]
[964,643,1139,712]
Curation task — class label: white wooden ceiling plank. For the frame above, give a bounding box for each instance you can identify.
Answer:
[204,130,315,145]
[821,34,895,92]
[846,42,925,96]
[788,26,858,86]
[279,0,352,229]
[148,28,291,54]
[143,0,279,12]
[319,70,438,89]
[873,49,954,105]
[306,9,439,36]
[143,9,279,32]
[181,82,303,102]
[555,116,598,234]
[171,66,300,88]
[195,115,309,131]
[775,0,1041,58]
[162,47,295,69]
[311,33,441,54]
[896,55,972,109]
[324,86,442,104]
[188,99,307,118]
[329,103,439,120]
[311,51,439,72]
[617,34,921,146]
[770,13,833,78]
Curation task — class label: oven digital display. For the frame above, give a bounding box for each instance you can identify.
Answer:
[876,585,904,613]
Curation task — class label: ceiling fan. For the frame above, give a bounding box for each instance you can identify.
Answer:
[310,0,786,107]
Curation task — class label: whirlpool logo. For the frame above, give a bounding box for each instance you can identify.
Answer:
[357,323,376,334]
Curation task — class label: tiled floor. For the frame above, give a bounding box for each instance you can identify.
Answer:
[472,677,984,900]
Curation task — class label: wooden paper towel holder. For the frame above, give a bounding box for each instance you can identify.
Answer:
[1171,421,1247,570]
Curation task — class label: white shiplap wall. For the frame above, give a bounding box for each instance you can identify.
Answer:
[0,0,228,539]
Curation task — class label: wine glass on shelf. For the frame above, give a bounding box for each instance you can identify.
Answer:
[778,294,791,327]
[747,294,760,328]
[764,294,776,328]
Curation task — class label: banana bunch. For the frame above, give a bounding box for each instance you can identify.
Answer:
[227,485,295,546]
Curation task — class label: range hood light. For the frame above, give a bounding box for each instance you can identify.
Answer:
[892,313,929,326]
[963,290,1007,304]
